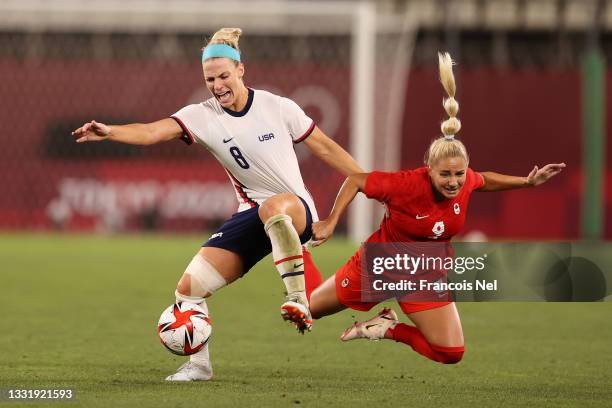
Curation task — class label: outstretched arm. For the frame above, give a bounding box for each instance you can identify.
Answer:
[312,173,369,246]
[304,127,364,176]
[72,118,183,146]
[479,163,566,192]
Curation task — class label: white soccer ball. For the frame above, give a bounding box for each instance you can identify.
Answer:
[157,302,212,356]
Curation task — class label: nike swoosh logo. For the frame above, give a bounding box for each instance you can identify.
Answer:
[416,214,430,219]
[222,138,233,143]
[365,324,379,330]
[294,263,304,269]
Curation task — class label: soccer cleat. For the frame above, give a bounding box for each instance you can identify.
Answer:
[340,308,399,342]
[281,293,313,334]
[165,361,213,381]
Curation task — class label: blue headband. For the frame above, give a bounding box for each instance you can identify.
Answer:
[202,44,241,62]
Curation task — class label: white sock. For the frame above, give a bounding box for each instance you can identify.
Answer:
[264,214,307,303]
[175,291,211,368]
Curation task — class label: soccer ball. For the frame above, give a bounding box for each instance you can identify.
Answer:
[157,302,212,356]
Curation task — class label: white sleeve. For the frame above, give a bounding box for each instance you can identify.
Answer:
[170,104,203,146]
[280,97,315,144]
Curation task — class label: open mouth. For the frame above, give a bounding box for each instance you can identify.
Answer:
[444,187,459,195]
[215,90,232,104]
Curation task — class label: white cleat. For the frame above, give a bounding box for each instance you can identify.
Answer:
[341,308,399,342]
[281,294,313,334]
[165,361,213,382]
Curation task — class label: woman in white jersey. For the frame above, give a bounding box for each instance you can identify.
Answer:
[72,28,362,381]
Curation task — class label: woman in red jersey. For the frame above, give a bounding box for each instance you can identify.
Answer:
[306,52,565,364]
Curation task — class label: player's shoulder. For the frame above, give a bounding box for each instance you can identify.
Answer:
[254,88,301,109]
[406,166,428,179]
[245,89,288,115]
[390,167,428,184]
[251,88,283,104]
[396,168,430,202]
[368,167,425,184]
[201,97,224,114]
[366,168,427,198]
[466,167,479,178]
[465,167,485,189]
[175,98,222,117]
[252,88,276,98]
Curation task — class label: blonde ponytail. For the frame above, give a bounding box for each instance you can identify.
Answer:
[425,52,469,166]
[208,27,242,52]
[438,52,461,139]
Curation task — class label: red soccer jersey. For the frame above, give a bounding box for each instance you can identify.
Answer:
[363,167,484,243]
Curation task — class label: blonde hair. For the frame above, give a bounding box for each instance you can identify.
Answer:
[209,27,242,49]
[203,28,243,61]
[425,52,469,166]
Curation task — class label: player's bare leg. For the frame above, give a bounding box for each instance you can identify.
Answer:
[259,193,312,333]
[341,303,464,363]
[309,276,399,340]
[340,298,464,363]
[405,303,464,348]
[309,275,347,319]
[166,247,242,381]
[357,303,464,363]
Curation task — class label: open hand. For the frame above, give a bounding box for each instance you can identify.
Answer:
[72,120,111,143]
[527,163,566,186]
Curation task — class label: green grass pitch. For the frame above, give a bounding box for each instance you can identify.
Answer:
[0,233,611,407]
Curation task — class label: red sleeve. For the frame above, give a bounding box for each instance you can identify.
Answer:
[364,171,405,203]
[467,168,485,191]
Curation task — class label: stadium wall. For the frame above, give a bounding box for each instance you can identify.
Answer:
[0,60,609,239]
[401,67,609,240]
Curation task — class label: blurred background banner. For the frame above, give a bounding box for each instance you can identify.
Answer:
[0,0,610,240]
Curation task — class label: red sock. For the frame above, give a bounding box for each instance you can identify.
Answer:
[303,247,323,301]
[387,323,464,364]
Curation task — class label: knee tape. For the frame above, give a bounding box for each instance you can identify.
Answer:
[184,254,227,297]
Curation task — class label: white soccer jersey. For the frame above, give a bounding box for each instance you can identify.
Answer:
[171,88,319,220]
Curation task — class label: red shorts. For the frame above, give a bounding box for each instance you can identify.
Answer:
[334,250,452,315]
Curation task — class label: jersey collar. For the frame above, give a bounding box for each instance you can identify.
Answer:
[222,88,254,117]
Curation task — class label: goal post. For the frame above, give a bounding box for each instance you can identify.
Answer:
[348,1,377,243]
